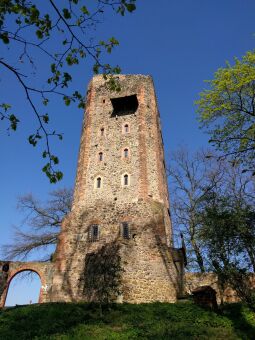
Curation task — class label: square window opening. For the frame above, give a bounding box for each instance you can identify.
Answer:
[89,224,99,242]
[111,95,138,117]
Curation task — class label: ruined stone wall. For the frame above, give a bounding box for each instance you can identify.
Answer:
[0,261,54,307]
[185,272,255,304]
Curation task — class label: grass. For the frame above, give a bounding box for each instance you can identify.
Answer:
[0,302,254,339]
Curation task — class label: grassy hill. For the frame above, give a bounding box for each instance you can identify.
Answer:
[0,302,254,339]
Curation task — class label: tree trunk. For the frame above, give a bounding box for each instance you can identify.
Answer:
[190,238,205,273]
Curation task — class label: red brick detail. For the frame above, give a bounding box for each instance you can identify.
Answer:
[137,86,148,199]
[72,85,94,208]
[151,85,168,206]
[54,229,67,272]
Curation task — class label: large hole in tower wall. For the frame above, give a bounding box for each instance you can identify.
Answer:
[110,95,138,117]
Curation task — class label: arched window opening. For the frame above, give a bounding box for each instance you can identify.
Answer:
[96,177,101,188]
[122,222,130,239]
[4,271,41,307]
[124,174,129,186]
[99,152,103,161]
[124,148,129,158]
[124,124,129,133]
[89,224,99,242]
[100,128,104,136]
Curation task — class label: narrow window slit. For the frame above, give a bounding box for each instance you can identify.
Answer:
[124,174,129,186]
[122,222,130,239]
[89,224,99,242]
[96,177,101,188]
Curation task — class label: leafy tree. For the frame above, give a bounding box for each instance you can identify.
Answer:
[200,195,255,308]
[2,188,72,261]
[196,51,255,173]
[0,0,136,182]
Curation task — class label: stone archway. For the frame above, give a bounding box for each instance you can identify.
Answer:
[4,269,43,306]
[0,261,53,308]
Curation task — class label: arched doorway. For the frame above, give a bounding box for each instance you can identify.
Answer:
[4,270,42,306]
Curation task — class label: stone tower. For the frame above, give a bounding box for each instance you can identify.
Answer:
[50,75,185,303]
[0,75,185,307]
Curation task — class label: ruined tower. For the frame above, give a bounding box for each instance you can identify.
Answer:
[50,75,184,303]
[0,75,185,307]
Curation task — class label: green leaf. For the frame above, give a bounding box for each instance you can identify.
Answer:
[81,6,89,15]
[63,8,71,19]
[51,63,56,73]
[9,114,19,130]
[51,155,59,165]
[36,30,43,39]
[93,63,100,74]
[64,96,71,106]
[55,171,63,181]
[28,134,37,146]
[43,98,49,106]
[109,37,119,45]
[42,151,48,158]
[1,103,11,111]
[125,3,136,12]
[0,33,9,44]
[42,114,49,123]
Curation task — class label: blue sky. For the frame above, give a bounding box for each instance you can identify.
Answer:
[1,0,255,305]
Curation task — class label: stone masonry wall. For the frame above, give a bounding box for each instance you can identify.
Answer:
[1,75,184,306]
[71,75,172,245]
[51,199,183,303]
[185,272,255,304]
[50,75,182,303]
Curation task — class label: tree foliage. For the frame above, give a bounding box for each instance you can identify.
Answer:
[200,195,255,308]
[0,0,136,182]
[2,188,72,261]
[196,51,255,173]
